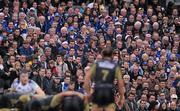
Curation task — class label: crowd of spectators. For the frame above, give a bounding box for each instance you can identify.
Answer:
[0,0,179,111]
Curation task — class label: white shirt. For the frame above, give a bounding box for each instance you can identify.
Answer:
[11,79,39,95]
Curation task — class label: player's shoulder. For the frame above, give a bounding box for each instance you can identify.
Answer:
[97,60,116,68]
[28,79,38,86]
[12,78,20,85]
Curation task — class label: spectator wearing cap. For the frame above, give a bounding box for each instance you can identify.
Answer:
[26,7,38,22]
[53,12,63,32]
[170,94,178,103]
[50,75,62,94]
[68,27,78,42]
[58,41,69,54]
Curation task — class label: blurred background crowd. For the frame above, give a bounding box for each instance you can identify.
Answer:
[0,0,179,111]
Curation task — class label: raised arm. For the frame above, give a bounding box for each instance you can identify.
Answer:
[50,91,85,108]
[34,87,45,98]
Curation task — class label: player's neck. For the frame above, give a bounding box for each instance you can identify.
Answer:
[103,57,112,61]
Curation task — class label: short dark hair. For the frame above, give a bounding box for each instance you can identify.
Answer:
[19,69,29,76]
[101,47,113,58]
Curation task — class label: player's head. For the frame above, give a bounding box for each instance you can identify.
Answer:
[24,99,42,111]
[101,47,113,59]
[19,69,29,85]
[61,95,84,111]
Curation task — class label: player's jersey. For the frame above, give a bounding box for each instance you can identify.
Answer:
[90,60,122,106]
[11,79,39,95]
[90,60,122,84]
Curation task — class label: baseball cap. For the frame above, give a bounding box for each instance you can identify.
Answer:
[68,27,74,31]
[62,41,68,45]
[125,35,131,40]
[30,7,35,11]
[134,36,139,39]
[116,34,122,38]
[54,12,60,17]
[115,22,122,26]
[142,62,147,65]
[52,75,61,79]
[171,94,178,99]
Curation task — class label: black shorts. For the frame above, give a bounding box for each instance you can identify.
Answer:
[92,83,114,107]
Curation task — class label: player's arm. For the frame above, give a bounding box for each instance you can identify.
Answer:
[50,91,85,108]
[50,92,65,108]
[34,87,45,97]
[115,67,125,107]
[84,64,96,95]
[31,80,45,98]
